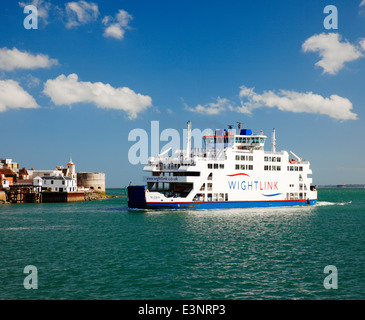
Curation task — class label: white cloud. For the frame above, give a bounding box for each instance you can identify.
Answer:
[302,33,364,75]
[0,47,58,71]
[234,86,357,120]
[19,0,52,25]
[0,79,39,112]
[65,1,99,28]
[43,73,152,119]
[360,0,365,7]
[184,97,232,115]
[102,9,133,40]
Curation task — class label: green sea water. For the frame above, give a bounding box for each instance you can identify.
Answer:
[0,188,364,300]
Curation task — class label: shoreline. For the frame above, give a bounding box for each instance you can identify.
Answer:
[0,190,123,205]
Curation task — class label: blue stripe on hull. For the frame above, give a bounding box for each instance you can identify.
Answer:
[128,199,317,210]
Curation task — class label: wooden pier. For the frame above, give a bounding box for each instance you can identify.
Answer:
[5,190,84,204]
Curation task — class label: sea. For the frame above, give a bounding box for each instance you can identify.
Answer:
[0,188,364,300]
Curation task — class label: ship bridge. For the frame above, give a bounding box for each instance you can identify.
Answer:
[204,128,266,151]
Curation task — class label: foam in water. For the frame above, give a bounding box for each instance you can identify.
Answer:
[316,201,352,207]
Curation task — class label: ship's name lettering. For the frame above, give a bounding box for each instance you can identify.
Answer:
[228,180,278,191]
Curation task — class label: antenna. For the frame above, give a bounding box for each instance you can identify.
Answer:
[237,122,242,130]
[186,120,191,160]
[272,128,276,152]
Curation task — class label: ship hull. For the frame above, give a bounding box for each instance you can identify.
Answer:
[128,199,317,210]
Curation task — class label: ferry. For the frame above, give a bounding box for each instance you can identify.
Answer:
[128,121,317,209]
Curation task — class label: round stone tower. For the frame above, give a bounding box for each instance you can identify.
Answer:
[77,172,105,193]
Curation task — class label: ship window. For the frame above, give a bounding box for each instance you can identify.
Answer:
[272,157,276,162]
[242,138,246,143]
[248,165,253,170]
[264,157,268,162]
[240,165,245,170]
[241,155,245,161]
[277,166,281,171]
[219,164,224,169]
[277,157,281,162]
[235,164,239,170]
[208,164,212,169]
[290,166,294,171]
[214,164,218,169]
[299,166,303,171]
[264,165,268,171]
[272,166,276,171]
[260,138,265,143]
[235,155,239,160]
[249,156,253,161]
[295,167,299,171]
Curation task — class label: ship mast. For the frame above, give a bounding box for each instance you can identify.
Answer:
[186,120,191,160]
[272,128,276,152]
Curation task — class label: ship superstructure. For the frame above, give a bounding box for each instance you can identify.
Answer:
[128,121,317,209]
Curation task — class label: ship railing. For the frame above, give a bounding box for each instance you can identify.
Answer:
[148,152,226,166]
[264,151,285,155]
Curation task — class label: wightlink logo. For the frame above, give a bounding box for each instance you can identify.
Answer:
[227,174,279,192]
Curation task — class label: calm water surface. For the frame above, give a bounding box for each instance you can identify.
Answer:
[0,188,364,299]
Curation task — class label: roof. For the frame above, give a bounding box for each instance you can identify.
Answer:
[42,176,73,181]
[0,168,16,176]
[19,167,29,175]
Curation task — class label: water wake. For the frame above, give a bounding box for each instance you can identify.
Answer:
[316,201,352,207]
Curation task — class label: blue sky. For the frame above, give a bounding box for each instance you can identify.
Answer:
[1,0,365,186]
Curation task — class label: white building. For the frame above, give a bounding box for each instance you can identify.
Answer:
[0,174,10,189]
[33,175,77,192]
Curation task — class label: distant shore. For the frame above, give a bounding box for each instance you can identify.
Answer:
[318,184,365,189]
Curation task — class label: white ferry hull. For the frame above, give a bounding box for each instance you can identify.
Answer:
[127,186,317,210]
